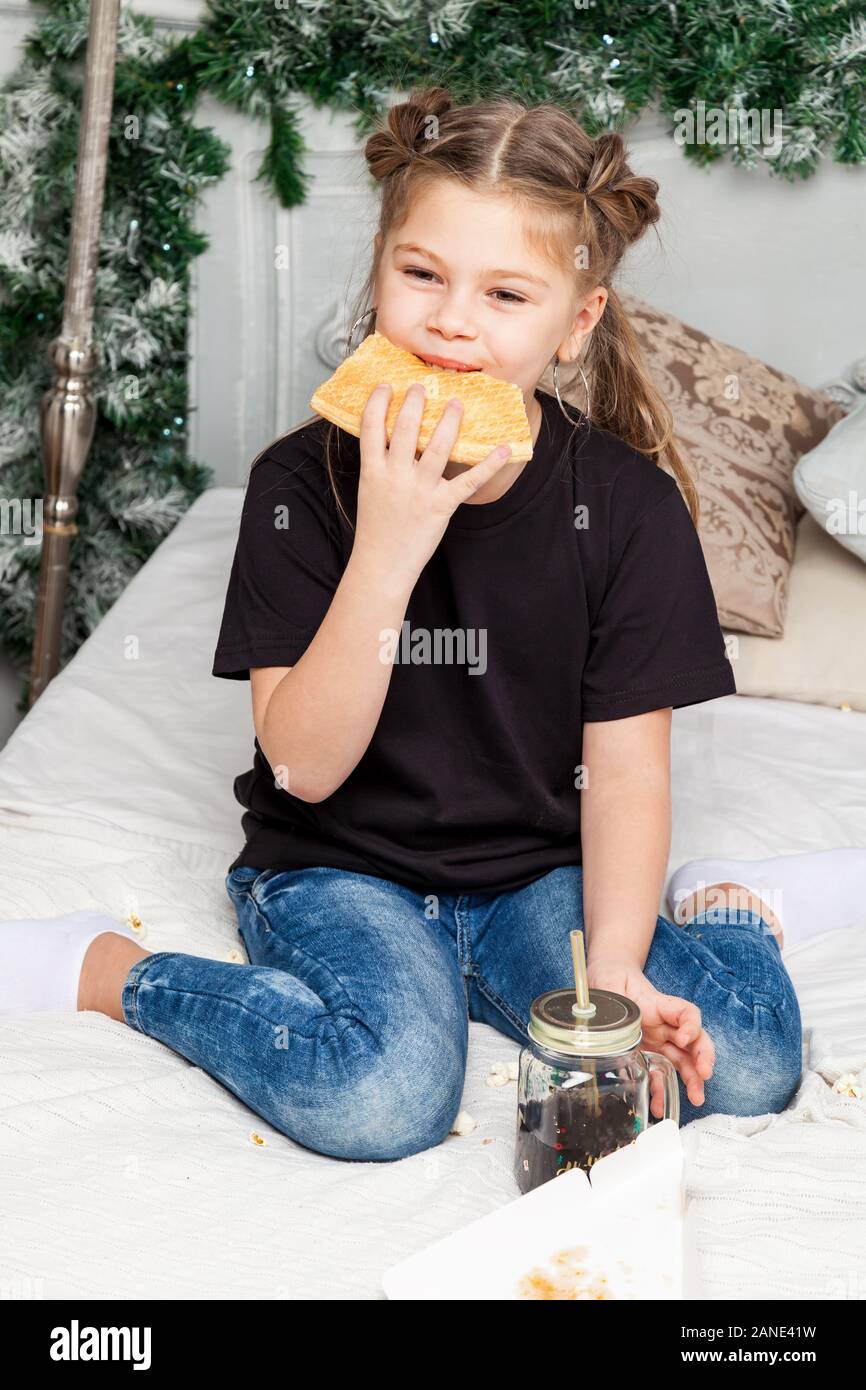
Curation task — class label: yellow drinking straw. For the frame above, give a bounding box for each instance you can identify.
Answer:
[570,928,600,1118]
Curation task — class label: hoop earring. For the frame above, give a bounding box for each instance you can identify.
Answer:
[347,306,377,355]
[553,353,591,425]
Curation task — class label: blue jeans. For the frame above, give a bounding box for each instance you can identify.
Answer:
[119,864,803,1160]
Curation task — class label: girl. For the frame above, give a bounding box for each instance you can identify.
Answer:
[7,89,866,1158]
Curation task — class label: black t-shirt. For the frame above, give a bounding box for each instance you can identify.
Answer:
[212,387,736,893]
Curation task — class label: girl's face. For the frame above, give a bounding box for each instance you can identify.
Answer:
[372,179,606,414]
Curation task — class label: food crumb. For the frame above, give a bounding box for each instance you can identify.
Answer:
[832,1072,863,1099]
[125,912,146,939]
[486,1061,512,1087]
[517,1245,615,1300]
[449,1109,477,1136]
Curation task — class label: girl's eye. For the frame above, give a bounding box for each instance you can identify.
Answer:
[401,267,526,305]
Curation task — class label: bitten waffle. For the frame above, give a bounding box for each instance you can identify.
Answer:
[309,331,533,465]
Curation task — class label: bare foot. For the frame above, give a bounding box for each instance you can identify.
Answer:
[676,882,784,949]
[77,932,150,1021]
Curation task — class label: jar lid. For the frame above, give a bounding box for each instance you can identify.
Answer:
[527,988,641,1057]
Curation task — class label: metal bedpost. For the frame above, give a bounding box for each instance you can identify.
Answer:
[28,0,121,706]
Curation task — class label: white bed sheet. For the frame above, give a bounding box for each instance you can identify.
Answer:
[0,486,864,1300]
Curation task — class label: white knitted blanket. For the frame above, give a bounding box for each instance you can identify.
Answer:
[0,809,863,1301]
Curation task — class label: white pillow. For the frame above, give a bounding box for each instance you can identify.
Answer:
[793,398,866,564]
[724,511,866,712]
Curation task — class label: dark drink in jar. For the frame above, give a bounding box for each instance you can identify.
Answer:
[514,981,679,1195]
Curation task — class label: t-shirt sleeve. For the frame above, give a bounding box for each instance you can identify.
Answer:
[581,480,736,721]
[212,449,345,681]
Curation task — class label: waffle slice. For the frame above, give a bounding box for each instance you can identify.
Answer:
[309,331,533,465]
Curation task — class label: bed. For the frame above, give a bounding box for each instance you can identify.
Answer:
[1,484,864,1300]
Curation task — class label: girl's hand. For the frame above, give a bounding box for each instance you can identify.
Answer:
[353,381,515,588]
[587,954,716,1118]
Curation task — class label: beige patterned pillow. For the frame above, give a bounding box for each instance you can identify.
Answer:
[724,512,866,711]
[617,293,845,637]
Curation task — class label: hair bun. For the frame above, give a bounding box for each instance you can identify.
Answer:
[582,131,660,242]
[406,85,453,121]
[364,86,453,182]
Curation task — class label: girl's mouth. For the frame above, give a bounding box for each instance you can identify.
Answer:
[418,353,483,372]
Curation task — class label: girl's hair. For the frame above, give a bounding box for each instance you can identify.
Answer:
[250,86,698,530]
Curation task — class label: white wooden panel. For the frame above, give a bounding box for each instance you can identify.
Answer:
[188,99,378,484]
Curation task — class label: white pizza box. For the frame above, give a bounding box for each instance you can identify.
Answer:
[383,1118,702,1300]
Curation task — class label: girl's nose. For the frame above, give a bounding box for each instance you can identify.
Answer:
[426,293,479,338]
[426,319,480,346]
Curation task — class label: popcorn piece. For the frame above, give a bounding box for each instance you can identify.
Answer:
[449,1110,477,1136]
[487,1061,512,1087]
[832,1072,863,1099]
[125,912,147,941]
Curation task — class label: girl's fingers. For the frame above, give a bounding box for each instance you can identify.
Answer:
[359,382,393,469]
[671,1009,716,1075]
[443,440,513,506]
[646,1018,715,1078]
[653,1039,710,1106]
[690,1027,715,1074]
[655,992,699,1032]
[648,1069,667,1118]
[640,996,693,1040]
[386,382,431,467]
[671,1015,713,1067]
[652,995,714,1061]
[414,396,467,482]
